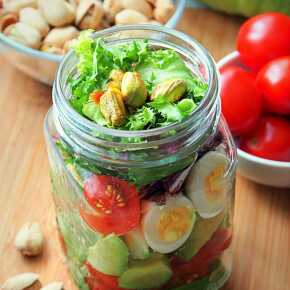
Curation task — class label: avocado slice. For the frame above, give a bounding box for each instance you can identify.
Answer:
[118,253,172,289]
[124,227,150,260]
[176,211,225,261]
[87,234,129,276]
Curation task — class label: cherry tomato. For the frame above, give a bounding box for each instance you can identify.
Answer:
[85,263,124,290]
[220,66,262,136]
[168,229,232,288]
[90,91,104,103]
[256,56,290,115]
[240,116,290,162]
[81,175,140,235]
[237,13,290,71]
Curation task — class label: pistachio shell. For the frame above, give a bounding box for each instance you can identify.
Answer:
[121,72,147,108]
[122,0,153,18]
[38,0,75,27]
[40,44,64,55]
[3,0,37,13]
[0,12,18,32]
[103,0,123,22]
[76,0,104,30]
[151,79,187,102]
[115,9,148,25]
[4,22,41,49]
[145,0,157,6]
[19,8,49,37]
[43,26,79,48]
[153,0,174,23]
[39,282,63,290]
[1,273,39,290]
[100,88,126,126]
[14,222,44,256]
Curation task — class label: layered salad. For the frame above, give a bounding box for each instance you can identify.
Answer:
[52,31,234,290]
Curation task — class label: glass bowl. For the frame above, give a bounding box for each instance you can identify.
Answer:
[0,0,186,85]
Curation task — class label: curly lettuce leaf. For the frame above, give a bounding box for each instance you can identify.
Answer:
[123,107,156,131]
[136,49,208,102]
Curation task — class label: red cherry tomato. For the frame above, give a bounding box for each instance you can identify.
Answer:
[90,91,104,103]
[168,229,232,288]
[81,175,140,235]
[237,13,290,71]
[240,116,290,162]
[220,66,262,136]
[256,56,290,115]
[85,263,124,290]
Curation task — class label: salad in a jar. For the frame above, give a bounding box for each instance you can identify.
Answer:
[50,30,236,290]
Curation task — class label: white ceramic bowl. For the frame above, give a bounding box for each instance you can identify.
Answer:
[0,0,186,85]
[217,51,290,188]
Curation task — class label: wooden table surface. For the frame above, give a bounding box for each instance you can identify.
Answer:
[0,8,290,290]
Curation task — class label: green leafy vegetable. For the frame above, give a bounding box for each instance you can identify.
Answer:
[70,33,208,130]
[123,107,156,131]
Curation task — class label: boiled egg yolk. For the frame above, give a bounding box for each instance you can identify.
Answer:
[157,206,192,242]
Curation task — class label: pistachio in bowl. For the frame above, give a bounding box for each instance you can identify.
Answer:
[0,0,186,85]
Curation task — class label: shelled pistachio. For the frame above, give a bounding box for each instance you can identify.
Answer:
[151,79,187,102]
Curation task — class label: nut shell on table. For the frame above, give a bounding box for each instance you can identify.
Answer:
[19,7,49,37]
[1,273,40,290]
[41,26,79,54]
[76,0,104,30]
[151,79,187,102]
[100,88,126,126]
[39,282,63,290]
[14,222,44,256]
[3,22,41,49]
[121,0,153,18]
[153,0,174,23]
[0,12,18,32]
[121,71,147,108]
[115,9,148,25]
[38,0,76,27]
[2,0,37,13]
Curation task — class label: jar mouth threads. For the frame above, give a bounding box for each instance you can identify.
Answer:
[52,24,220,164]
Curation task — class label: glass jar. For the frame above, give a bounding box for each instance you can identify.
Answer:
[44,25,237,290]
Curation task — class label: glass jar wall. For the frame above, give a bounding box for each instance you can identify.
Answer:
[44,25,237,290]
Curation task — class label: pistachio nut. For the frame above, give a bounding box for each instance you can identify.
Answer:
[1,273,40,290]
[38,0,75,27]
[151,79,187,102]
[4,22,41,49]
[76,0,104,30]
[108,69,124,90]
[153,0,174,23]
[115,9,148,25]
[0,12,18,32]
[145,0,157,5]
[39,282,63,290]
[103,0,123,22]
[121,72,147,108]
[14,222,44,256]
[121,0,153,18]
[63,38,77,53]
[2,0,37,13]
[100,88,126,126]
[42,26,79,54]
[19,8,49,37]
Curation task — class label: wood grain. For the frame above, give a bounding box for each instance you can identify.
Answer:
[0,8,290,290]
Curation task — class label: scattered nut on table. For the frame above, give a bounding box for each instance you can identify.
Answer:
[14,222,44,256]
[0,0,175,55]
[1,273,40,290]
[39,282,63,290]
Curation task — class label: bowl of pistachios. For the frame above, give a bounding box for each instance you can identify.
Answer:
[0,0,186,85]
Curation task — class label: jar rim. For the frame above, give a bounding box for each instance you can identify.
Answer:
[54,24,219,140]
